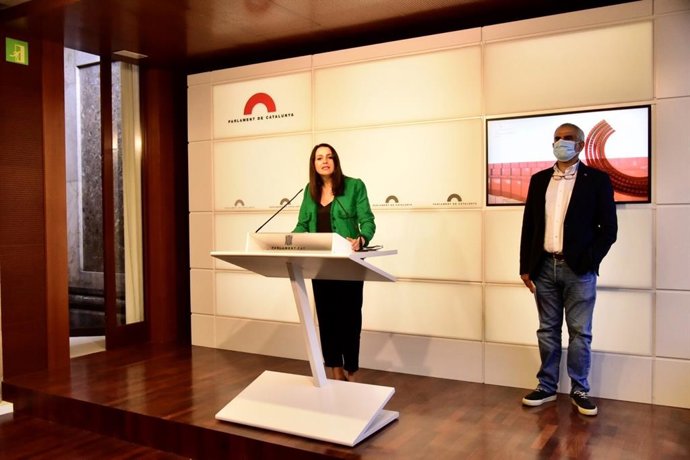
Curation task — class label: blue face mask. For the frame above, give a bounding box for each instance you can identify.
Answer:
[553,139,579,162]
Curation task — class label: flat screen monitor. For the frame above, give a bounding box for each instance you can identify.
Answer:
[486,105,651,205]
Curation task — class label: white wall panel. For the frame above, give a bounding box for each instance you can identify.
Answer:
[213,135,311,210]
[368,210,483,282]
[598,207,654,289]
[314,29,480,67]
[209,56,312,83]
[317,120,484,208]
[314,47,482,129]
[190,269,214,315]
[485,286,538,345]
[191,314,215,348]
[653,358,690,408]
[593,290,653,355]
[484,22,653,114]
[363,281,482,340]
[656,206,690,290]
[482,1,652,42]
[213,72,312,139]
[590,352,652,403]
[485,343,541,389]
[484,209,523,283]
[188,141,213,212]
[656,291,690,359]
[361,332,483,382]
[215,271,300,323]
[187,84,213,142]
[188,71,213,86]
[655,10,690,98]
[189,212,214,269]
[655,97,690,204]
[215,316,308,361]
[655,0,690,14]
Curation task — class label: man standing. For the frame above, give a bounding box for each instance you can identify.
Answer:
[519,123,617,416]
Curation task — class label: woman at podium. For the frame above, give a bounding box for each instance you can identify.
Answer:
[293,143,376,382]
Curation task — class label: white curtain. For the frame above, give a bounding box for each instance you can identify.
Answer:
[119,63,144,323]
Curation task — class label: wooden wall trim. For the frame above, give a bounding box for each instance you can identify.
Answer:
[42,38,70,370]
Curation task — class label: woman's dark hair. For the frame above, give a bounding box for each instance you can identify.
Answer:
[308,143,344,202]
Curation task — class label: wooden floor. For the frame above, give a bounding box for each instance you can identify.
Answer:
[2,343,689,459]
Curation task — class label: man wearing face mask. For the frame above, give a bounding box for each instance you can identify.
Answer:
[519,123,617,416]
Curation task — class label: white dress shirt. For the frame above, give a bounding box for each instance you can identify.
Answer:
[544,162,579,254]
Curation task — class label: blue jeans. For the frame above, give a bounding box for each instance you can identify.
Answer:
[534,257,597,394]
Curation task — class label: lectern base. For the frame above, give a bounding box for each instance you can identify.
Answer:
[215,370,398,446]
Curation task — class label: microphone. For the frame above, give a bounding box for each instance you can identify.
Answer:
[255,187,303,233]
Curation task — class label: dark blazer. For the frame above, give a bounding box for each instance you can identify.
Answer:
[520,162,618,278]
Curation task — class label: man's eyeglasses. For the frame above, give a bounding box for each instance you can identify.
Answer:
[552,172,576,181]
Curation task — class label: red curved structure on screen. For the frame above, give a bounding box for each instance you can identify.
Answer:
[585,120,648,197]
[244,92,276,115]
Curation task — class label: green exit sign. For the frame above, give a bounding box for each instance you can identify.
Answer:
[5,38,29,65]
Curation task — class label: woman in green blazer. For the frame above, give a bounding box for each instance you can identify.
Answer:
[293,143,375,382]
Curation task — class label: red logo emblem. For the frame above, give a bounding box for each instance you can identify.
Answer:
[244,93,276,115]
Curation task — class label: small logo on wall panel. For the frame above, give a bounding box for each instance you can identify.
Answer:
[228,92,295,124]
[373,195,412,208]
[433,193,477,207]
[285,234,293,246]
[223,199,254,209]
[5,38,29,65]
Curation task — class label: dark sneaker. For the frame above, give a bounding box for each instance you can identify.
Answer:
[571,390,598,416]
[522,388,557,406]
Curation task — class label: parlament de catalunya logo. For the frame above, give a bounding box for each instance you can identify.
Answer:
[227,92,295,124]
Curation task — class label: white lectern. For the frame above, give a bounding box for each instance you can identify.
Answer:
[211,233,398,446]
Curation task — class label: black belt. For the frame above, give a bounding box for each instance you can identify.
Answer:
[546,252,565,261]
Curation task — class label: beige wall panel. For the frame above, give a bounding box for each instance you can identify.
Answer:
[366,210,483,282]
[482,1,652,42]
[485,343,541,390]
[655,10,690,98]
[653,358,690,409]
[190,314,215,348]
[213,73,312,139]
[187,84,213,142]
[656,206,690,290]
[188,71,213,86]
[656,97,690,204]
[598,207,653,289]
[656,291,690,359]
[215,272,300,323]
[189,212,214,269]
[213,135,312,210]
[485,286,539,345]
[215,316,308,361]
[314,29,480,67]
[484,22,653,115]
[655,0,690,14]
[188,141,213,212]
[190,269,214,315]
[317,120,484,209]
[209,56,312,83]
[593,290,653,355]
[484,209,523,283]
[363,281,482,340]
[314,48,482,130]
[589,352,652,403]
[361,332,483,382]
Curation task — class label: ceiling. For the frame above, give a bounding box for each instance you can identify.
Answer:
[1,0,635,73]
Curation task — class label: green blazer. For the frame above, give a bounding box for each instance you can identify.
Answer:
[293,176,376,245]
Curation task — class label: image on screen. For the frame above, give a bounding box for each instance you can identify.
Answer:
[486,105,651,205]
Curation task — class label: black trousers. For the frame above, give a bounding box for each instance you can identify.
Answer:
[311,279,364,373]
